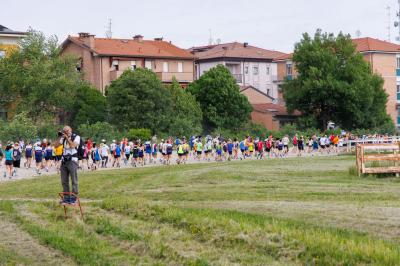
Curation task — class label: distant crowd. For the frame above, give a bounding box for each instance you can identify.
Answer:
[0,133,397,179]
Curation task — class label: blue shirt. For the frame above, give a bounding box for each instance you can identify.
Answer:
[228,143,234,152]
[5,149,13,161]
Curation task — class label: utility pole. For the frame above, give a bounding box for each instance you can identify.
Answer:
[395,0,400,43]
[105,19,112,39]
[387,6,391,42]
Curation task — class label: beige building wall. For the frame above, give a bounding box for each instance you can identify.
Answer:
[363,52,397,125]
[251,111,280,131]
[241,88,273,105]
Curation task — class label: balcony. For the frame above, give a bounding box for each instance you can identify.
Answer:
[110,70,124,81]
[155,72,193,83]
[232,74,243,83]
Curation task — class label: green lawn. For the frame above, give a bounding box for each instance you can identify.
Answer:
[1,156,400,265]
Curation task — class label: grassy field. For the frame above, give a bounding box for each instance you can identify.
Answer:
[1,155,400,265]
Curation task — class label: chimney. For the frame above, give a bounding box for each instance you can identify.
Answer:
[78,32,95,49]
[133,35,144,42]
[244,42,249,47]
[154,37,163,41]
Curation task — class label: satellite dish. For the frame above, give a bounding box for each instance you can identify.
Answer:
[395,21,399,27]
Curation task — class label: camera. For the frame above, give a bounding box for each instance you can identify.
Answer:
[58,131,63,137]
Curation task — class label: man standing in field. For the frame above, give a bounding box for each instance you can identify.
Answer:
[55,126,81,204]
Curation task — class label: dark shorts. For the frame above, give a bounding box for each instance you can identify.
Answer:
[298,144,304,151]
[228,151,233,155]
[265,147,271,152]
[5,160,13,166]
[167,151,172,155]
[178,153,184,157]
[35,157,42,163]
[320,145,325,149]
[125,154,130,159]
[114,155,121,158]
[241,149,245,153]
[55,155,62,161]
[45,156,52,161]
[197,151,202,155]
[13,160,21,168]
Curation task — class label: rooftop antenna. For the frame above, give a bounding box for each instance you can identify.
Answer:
[387,6,391,42]
[105,18,112,39]
[208,28,213,45]
[356,29,362,38]
[395,0,400,43]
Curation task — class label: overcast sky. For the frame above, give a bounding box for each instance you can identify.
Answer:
[3,0,399,53]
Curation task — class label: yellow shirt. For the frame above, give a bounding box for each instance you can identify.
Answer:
[55,145,63,156]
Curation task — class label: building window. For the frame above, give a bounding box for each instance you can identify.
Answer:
[266,89,270,96]
[286,63,293,76]
[163,62,169,72]
[266,67,270,75]
[178,62,183,73]
[112,60,119,71]
[253,66,259,75]
[145,60,152,70]
[397,85,400,101]
[0,50,5,58]
[244,66,249,74]
[131,61,137,70]
[397,57,400,69]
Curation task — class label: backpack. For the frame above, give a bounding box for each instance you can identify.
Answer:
[64,133,84,160]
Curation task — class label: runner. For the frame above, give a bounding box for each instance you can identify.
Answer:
[54,141,63,173]
[44,142,53,172]
[124,142,131,166]
[132,141,139,167]
[3,143,13,179]
[34,141,43,175]
[100,141,110,168]
[24,142,33,169]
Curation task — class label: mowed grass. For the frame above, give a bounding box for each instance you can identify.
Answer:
[1,156,400,265]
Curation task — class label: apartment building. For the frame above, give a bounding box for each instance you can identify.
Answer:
[0,25,26,59]
[274,37,400,129]
[61,33,196,94]
[189,42,287,98]
[0,25,26,119]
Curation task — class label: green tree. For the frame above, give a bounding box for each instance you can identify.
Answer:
[188,65,252,131]
[0,29,106,126]
[168,78,203,137]
[72,83,107,128]
[283,30,394,131]
[107,68,172,133]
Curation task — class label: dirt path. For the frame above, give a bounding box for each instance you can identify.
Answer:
[0,214,76,265]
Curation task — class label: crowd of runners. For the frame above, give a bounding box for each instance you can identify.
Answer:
[0,133,354,179]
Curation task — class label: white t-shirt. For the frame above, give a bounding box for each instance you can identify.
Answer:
[101,145,109,156]
[60,135,80,162]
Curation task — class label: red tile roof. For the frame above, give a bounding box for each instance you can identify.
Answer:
[353,37,400,53]
[273,37,400,62]
[67,36,195,59]
[189,42,286,61]
[252,103,301,116]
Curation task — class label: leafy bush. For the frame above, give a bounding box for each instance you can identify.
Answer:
[127,128,152,141]
[0,112,38,142]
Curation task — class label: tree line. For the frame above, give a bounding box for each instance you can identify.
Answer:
[0,29,394,142]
